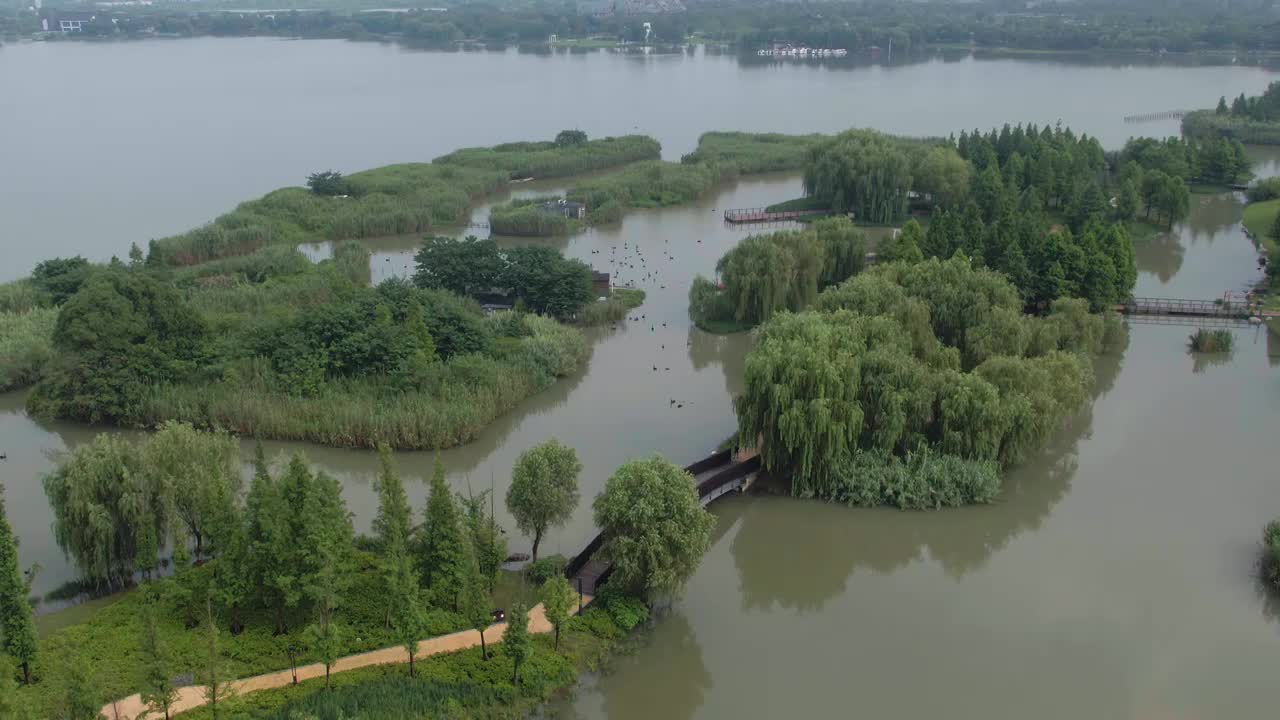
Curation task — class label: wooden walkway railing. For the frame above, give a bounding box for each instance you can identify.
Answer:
[723,207,830,224]
[1123,109,1187,123]
[564,449,760,596]
[1119,296,1270,319]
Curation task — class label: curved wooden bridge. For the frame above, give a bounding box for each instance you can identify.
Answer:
[564,448,761,596]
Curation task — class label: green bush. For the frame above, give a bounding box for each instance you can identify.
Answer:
[523,555,568,585]
[0,279,47,313]
[435,134,660,180]
[1187,328,1234,352]
[825,447,1002,510]
[1262,520,1280,591]
[0,306,58,391]
[1246,177,1280,203]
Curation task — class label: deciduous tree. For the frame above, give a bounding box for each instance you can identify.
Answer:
[593,455,715,599]
[507,439,581,562]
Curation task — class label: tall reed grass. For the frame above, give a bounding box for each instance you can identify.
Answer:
[434,135,660,179]
[0,307,59,392]
[139,313,590,449]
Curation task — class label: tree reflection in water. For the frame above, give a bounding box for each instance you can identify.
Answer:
[727,330,1126,613]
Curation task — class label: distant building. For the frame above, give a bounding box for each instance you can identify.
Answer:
[537,199,587,219]
[42,10,95,32]
[592,271,611,296]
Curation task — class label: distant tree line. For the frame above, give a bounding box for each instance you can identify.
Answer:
[13,0,1279,54]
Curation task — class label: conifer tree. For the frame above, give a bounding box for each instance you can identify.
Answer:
[200,601,234,716]
[460,540,492,660]
[0,487,37,685]
[387,549,427,677]
[420,454,466,609]
[541,575,574,650]
[139,601,178,720]
[504,596,531,685]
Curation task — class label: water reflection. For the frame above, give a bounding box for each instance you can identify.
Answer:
[728,337,1125,612]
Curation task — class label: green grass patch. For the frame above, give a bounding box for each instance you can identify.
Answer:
[489,198,582,237]
[0,306,58,392]
[680,131,827,174]
[1243,199,1280,253]
[1187,328,1235,352]
[434,135,660,181]
[764,196,832,213]
[575,288,646,327]
[1125,219,1167,243]
[694,316,757,335]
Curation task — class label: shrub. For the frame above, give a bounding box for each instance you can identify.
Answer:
[523,555,567,585]
[1262,520,1280,591]
[1187,328,1234,352]
[0,307,58,392]
[1246,177,1280,203]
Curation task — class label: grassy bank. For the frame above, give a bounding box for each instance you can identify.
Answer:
[1243,199,1279,253]
[147,135,657,266]
[16,553,637,719]
[577,287,645,326]
[489,198,582,237]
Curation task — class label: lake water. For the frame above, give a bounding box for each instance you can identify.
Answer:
[2,38,1280,719]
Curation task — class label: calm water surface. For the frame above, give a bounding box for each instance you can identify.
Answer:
[1,39,1279,719]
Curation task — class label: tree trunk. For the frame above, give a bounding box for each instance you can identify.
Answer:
[532,530,542,562]
[479,630,487,660]
[409,653,416,677]
[325,663,331,690]
[194,532,203,561]
[513,660,520,685]
[21,661,30,685]
[274,604,286,636]
[554,625,561,650]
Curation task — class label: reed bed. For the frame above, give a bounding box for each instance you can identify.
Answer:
[139,313,590,449]
[434,135,660,179]
[0,307,58,392]
[680,131,828,174]
[1187,328,1234,352]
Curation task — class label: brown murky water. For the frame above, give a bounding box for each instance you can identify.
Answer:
[1,39,1279,719]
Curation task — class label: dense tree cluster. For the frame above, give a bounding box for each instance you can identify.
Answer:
[413,236,594,319]
[1217,82,1280,124]
[28,268,207,423]
[19,0,1278,54]
[736,257,1123,502]
[801,130,969,224]
[689,216,866,328]
[0,487,37,686]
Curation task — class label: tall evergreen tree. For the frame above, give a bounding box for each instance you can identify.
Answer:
[243,442,288,634]
[139,601,178,720]
[373,445,413,552]
[0,660,32,720]
[459,488,507,593]
[200,601,234,716]
[541,575,574,650]
[387,549,427,677]
[303,562,347,691]
[52,657,99,720]
[504,596,532,685]
[460,540,492,661]
[0,487,37,684]
[420,455,466,610]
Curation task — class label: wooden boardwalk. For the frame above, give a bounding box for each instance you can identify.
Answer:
[1118,296,1277,320]
[1123,109,1187,123]
[724,207,830,224]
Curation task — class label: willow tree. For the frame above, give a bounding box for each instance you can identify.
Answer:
[143,422,241,560]
[42,433,169,588]
[592,455,714,598]
[802,130,914,224]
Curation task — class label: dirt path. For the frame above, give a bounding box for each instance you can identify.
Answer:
[100,598,589,720]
